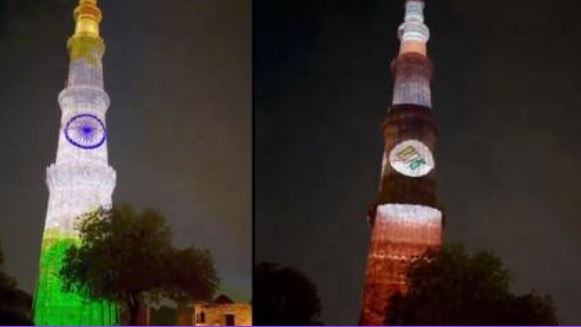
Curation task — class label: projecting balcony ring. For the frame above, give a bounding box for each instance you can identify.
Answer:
[46,163,116,192]
[58,86,110,112]
[398,22,430,43]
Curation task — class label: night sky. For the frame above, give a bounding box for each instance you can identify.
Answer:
[256,0,581,324]
[0,0,250,302]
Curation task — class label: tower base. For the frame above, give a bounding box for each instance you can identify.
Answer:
[33,231,118,326]
[360,204,441,325]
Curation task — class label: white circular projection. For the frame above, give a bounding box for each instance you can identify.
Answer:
[389,139,434,177]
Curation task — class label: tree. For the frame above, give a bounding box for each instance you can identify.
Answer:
[150,305,178,326]
[0,242,33,326]
[162,246,219,305]
[60,204,220,325]
[254,262,322,326]
[387,243,558,325]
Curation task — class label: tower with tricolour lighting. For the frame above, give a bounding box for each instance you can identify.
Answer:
[359,0,442,325]
[33,0,118,324]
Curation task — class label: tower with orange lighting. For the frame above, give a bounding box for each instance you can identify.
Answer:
[359,0,442,325]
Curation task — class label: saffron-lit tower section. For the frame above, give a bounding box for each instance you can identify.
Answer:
[360,1,442,325]
[33,0,117,325]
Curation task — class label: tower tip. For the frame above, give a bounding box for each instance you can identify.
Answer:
[398,0,429,55]
[73,0,102,38]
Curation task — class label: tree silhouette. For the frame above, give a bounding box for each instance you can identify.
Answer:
[387,243,558,325]
[254,262,322,325]
[0,242,33,325]
[60,204,219,325]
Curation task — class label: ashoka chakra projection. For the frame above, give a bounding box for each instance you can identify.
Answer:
[65,113,107,149]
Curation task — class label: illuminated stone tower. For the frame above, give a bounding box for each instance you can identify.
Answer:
[33,0,118,325]
[359,0,442,325]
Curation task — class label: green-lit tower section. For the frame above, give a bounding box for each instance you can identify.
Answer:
[33,0,118,325]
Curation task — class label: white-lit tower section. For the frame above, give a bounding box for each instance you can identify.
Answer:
[45,0,115,234]
[360,1,443,325]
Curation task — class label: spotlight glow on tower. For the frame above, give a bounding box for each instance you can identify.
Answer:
[359,1,443,325]
[33,0,118,325]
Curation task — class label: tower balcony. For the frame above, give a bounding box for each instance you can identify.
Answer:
[398,21,430,44]
[46,162,116,196]
[58,85,110,114]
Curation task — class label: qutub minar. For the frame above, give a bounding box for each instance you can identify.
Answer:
[33,0,118,325]
[360,0,443,325]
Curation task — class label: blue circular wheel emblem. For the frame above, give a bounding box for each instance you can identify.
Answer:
[64,114,107,149]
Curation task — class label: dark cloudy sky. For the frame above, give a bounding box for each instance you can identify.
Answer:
[0,0,250,301]
[256,0,581,324]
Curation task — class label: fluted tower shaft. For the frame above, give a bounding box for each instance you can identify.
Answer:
[33,0,118,324]
[360,1,443,325]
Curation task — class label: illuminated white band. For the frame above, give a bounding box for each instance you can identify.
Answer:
[44,54,116,234]
[375,203,442,245]
[404,0,425,22]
